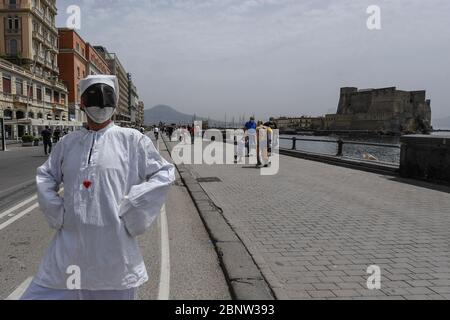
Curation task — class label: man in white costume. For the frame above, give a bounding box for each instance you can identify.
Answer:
[21,75,175,300]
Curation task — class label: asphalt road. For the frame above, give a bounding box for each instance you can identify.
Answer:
[0,134,230,300]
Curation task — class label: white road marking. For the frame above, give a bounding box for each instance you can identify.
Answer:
[5,277,33,300]
[0,195,38,220]
[155,136,171,300]
[0,202,39,231]
[157,204,170,300]
[0,188,63,231]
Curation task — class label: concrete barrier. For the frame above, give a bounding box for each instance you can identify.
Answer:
[400,135,450,185]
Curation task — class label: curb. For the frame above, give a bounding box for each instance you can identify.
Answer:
[162,136,275,300]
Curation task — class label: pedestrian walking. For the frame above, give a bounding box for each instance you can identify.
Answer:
[41,126,52,156]
[153,126,160,140]
[236,132,246,163]
[53,128,61,143]
[245,116,257,156]
[256,121,270,167]
[21,75,175,300]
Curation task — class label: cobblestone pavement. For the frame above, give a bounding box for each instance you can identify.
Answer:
[180,144,450,300]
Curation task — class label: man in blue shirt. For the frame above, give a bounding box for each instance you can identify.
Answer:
[244,117,257,157]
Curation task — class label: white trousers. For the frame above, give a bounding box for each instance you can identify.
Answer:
[20,281,137,300]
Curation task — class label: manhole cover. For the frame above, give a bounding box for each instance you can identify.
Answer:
[197,177,222,183]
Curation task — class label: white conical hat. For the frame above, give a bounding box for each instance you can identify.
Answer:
[79,75,120,104]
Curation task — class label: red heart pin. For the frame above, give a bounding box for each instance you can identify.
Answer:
[83,180,92,189]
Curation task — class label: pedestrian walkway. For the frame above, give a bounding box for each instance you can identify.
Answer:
[167,139,450,300]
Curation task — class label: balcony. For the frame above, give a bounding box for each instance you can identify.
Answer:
[53,103,67,112]
[32,7,57,34]
[32,31,45,42]
[34,55,45,65]
[0,93,13,102]
[13,95,30,105]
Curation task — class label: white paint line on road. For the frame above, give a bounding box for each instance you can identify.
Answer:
[155,133,171,299]
[157,205,171,300]
[0,188,64,232]
[5,277,33,300]
[0,202,39,231]
[0,194,38,220]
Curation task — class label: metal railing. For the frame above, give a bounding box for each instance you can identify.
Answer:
[279,136,400,157]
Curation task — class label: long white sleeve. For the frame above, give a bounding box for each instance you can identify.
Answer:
[119,135,175,237]
[36,140,65,230]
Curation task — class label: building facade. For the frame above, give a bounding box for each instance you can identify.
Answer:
[0,0,78,140]
[0,57,72,139]
[58,28,87,123]
[0,0,59,79]
[325,87,432,134]
[274,116,319,132]
[136,100,144,127]
[85,43,110,76]
[128,73,139,126]
[93,46,131,126]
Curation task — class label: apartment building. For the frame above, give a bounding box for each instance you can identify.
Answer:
[137,100,144,128]
[93,46,131,126]
[128,73,139,126]
[0,0,78,140]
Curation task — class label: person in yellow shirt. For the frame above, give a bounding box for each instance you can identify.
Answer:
[256,121,271,167]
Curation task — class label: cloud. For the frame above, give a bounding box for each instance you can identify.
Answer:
[56,0,450,120]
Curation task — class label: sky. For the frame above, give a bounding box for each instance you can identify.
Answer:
[56,0,450,121]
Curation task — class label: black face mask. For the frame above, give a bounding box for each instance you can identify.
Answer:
[81,83,116,109]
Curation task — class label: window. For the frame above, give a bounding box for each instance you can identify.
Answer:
[77,67,80,79]
[37,112,43,119]
[15,79,23,95]
[4,109,13,120]
[28,112,35,119]
[27,82,33,98]
[53,91,59,103]
[8,16,20,32]
[45,88,52,102]
[9,39,18,55]
[16,111,25,120]
[2,76,12,94]
[7,16,19,31]
[36,86,42,101]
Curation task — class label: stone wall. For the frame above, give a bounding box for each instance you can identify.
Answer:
[329,87,432,134]
[400,135,450,185]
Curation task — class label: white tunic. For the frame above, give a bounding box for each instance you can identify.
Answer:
[34,123,175,290]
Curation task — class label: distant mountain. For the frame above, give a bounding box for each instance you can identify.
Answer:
[433,116,450,130]
[144,105,201,125]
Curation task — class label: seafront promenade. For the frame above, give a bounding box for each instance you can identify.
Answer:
[165,136,450,300]
[1,132,449,300]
